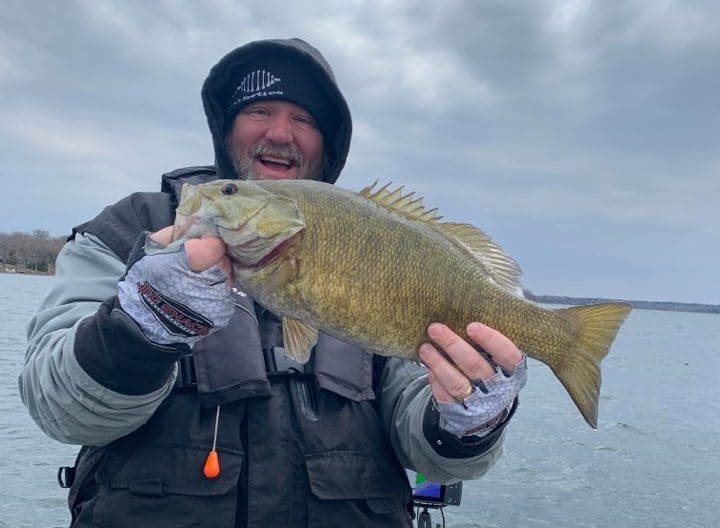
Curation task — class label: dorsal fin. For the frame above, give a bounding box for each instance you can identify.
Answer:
[439,222,523,295]
[360,181,442,224]
[359,181,523,296]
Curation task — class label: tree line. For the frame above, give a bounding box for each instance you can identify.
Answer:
[0,230,66,273]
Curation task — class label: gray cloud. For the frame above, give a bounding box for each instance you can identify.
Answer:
[1,0,717,303]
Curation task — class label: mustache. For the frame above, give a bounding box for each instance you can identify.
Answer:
[250,141,304,165]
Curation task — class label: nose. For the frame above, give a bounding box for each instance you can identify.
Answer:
[264,114,293,144]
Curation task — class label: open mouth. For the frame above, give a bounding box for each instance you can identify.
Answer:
[257,155,296,172]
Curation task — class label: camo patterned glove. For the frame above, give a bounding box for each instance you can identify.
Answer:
[118,232,234,347]
[435,354,528,438]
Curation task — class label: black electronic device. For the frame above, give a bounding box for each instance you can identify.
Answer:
[412,475,462,508]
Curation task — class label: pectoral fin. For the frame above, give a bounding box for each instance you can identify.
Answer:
[282,317,318,364]
[257,258,298,297]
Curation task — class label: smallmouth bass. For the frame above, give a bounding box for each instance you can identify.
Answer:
[174,179,631,428]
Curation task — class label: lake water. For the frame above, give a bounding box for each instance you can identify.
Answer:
[1,273,718,527]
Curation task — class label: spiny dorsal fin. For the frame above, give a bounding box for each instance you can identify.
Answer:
[359,182,523,296]
[360,181,442,224]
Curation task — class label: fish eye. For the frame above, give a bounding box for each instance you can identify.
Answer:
[222,183,239,196]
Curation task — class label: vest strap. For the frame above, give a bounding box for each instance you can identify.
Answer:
[175,346,311,390]
[263,347,312,377]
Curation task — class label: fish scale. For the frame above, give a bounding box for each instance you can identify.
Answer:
[174,179,631,428]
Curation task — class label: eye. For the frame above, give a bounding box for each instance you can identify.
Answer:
[246,105,270,116]
[294,114,316,127]
[222,183,239,195]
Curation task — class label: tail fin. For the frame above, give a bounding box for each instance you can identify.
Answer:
[554,302,632,428]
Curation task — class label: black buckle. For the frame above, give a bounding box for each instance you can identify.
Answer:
[175,348,309,387]
[175,353,197,389]
[57,466,76,489]
[263,347,309,377]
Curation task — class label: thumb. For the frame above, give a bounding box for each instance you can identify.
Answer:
[185,237,227,272]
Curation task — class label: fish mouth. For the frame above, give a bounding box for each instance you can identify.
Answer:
[223,228,299,270]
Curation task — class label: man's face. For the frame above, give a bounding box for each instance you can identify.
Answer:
[226,100,325,181]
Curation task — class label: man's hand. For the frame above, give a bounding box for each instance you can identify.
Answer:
[419,322,528,438]
[150,226,233,283]
[117,226,235,347]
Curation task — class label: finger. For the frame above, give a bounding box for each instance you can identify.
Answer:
[427,323,495,381]
[426,371,456,404]
[466,322,523,373]
[185,237,227,272]
[149,226,174,246]
[419,342,473,402]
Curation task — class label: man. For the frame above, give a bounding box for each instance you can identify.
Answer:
[20,38,527,527]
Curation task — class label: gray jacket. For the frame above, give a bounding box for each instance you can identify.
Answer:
[18,38,509,527]
[20,228,504,482]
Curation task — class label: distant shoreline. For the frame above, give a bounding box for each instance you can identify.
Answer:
[1,269,53,276]
[524,292,720,314]
[2,270,716,313]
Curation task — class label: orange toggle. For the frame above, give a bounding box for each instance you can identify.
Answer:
[203,450,220,479]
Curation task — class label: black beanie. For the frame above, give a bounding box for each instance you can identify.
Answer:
[225,53,338,142]
[202,38,352,183]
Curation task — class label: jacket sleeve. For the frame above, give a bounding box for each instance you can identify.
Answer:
[18,232,180,446]
[377,357,511,483]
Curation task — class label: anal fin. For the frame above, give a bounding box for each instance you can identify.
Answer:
[282,317,318,364]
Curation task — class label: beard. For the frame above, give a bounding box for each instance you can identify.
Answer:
[226,137,327,181]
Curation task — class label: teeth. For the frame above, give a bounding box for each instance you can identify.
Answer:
[260,156,292,167]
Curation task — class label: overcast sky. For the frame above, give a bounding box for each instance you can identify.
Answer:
[1,0,717,304]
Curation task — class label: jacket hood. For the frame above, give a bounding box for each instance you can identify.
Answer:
[201,38,352,184]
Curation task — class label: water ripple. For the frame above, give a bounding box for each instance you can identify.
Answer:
[1,275,719,527]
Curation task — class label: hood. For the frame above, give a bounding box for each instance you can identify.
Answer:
[201,38,352,184]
